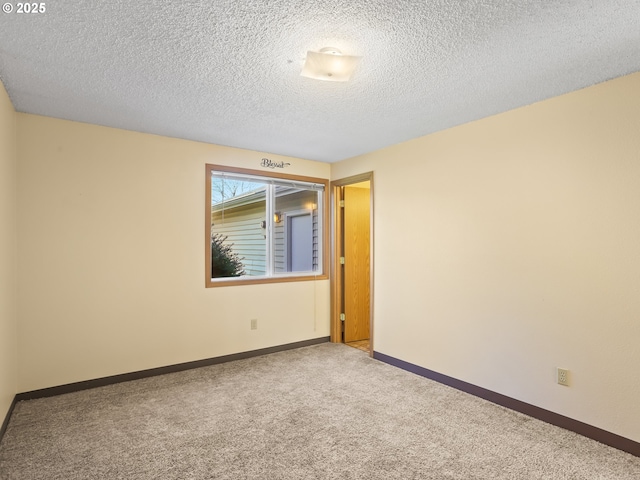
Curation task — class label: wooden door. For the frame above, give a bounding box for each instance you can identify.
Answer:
[343,185,370,342]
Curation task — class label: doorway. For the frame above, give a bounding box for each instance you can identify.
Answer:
[285,211,313,272]
[331,173,373,356]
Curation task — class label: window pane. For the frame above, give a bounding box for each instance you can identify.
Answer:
[206,164,328,286]
[274,185,320,273]
[210,176,267,277]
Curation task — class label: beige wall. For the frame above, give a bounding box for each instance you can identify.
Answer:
[332,72,640,442]
[0,81,17,421]
[16,115,330,392]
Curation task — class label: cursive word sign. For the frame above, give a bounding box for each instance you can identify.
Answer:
[261,158,291,169]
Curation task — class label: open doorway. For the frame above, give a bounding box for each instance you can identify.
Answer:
[331,173,373,356]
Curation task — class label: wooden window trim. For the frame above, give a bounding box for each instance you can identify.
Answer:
[205,164,329,288]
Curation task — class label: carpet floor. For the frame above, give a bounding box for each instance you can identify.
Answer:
[1,343,639,479]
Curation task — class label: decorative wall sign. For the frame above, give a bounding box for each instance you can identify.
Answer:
[261,158,291,169]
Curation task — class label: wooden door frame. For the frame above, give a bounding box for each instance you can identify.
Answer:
[330,172,374,356]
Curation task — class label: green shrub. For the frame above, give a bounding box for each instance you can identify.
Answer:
[211,233,245,277]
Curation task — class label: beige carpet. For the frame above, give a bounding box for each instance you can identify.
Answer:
[1,343,639,479]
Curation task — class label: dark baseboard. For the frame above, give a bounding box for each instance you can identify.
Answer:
[16,336,330,402]
[373,351,640,458]
[0,395,18,445]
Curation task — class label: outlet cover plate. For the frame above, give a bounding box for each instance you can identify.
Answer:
[557,368,569,386]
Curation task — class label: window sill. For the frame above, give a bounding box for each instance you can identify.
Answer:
[206,273,329,288]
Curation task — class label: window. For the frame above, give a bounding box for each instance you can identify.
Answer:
[205,164,329,287]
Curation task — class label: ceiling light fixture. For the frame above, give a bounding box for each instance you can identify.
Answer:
[301,47,361,82]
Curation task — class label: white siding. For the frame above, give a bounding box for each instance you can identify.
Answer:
[211,189,321,276]
[212,203,266,277]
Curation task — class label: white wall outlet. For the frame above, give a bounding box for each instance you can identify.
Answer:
[250,319,258,330]
[557,368,569,386]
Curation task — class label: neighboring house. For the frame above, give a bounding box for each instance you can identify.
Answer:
[211,186,319,277]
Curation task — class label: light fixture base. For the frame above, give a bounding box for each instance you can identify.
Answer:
[318,47,342,55]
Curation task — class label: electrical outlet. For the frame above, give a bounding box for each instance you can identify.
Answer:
[250,319,258,330]
[557,368,569,386]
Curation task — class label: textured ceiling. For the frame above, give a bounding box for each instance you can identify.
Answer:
[1,1,639,163]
